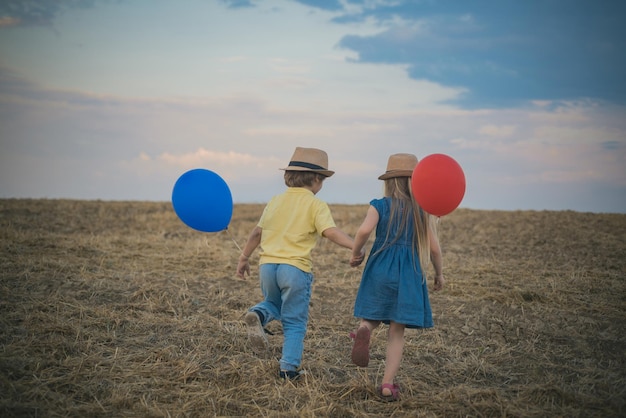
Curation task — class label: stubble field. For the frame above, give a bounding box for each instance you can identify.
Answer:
[0,199,624,417]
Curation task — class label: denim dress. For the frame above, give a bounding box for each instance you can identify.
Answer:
[353,197,434,329]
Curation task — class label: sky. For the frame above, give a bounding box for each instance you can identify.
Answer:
[1,0,625,213]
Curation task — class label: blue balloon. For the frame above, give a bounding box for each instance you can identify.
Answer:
[172,169,233,232]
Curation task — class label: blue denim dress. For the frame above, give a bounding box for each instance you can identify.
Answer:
[353,197,434,329]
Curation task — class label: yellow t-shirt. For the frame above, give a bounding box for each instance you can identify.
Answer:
[258,187,336,272]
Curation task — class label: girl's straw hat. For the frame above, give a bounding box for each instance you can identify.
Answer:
[378,153,418,180]
[281,147,335,177]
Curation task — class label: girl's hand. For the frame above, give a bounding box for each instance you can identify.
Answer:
[350,248,366,267]
[433,274,445,291]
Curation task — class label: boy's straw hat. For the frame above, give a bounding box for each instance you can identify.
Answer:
[378,153,418,180]
[281,147,335,177]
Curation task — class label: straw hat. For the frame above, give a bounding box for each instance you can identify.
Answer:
[281,147,335,177]
[378,153,418,180]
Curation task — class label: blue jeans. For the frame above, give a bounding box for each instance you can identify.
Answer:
[249,263,314,372]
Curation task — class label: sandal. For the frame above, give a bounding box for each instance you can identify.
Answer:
[350,326,370,367]
[378,383,400,402]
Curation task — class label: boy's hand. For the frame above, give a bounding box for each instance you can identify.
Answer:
[236,257,251,278]
[350,248,366,267]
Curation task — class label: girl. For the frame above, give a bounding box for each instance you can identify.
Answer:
[349,153,445,401]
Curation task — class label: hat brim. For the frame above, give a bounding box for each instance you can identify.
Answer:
[280,167,334,177]
[378,170,413,180]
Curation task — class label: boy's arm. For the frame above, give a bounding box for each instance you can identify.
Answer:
[236,226,262,278]
[321,227,354,250]
[322,227,366,267]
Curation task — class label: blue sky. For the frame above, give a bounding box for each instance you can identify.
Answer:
[1,0,625,213]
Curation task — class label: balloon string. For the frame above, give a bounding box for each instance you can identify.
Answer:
[224,228,243,252]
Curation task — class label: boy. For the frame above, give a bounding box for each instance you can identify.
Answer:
[236,147,363,379]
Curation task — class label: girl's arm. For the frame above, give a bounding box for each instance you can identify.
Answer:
[350,205,379,266]
[428,223,445,291]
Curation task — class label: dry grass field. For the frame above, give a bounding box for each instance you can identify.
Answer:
[1,199,624,417]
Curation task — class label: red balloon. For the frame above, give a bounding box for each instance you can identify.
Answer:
[411,154,466,217]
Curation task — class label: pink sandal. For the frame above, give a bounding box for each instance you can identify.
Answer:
[350,326,370,367]
[378,383,400,401]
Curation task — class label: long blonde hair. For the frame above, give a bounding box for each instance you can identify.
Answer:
[381,177,434,276]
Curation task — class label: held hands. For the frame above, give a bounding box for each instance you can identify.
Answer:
[350,248,366,267]
[433,274,445,291]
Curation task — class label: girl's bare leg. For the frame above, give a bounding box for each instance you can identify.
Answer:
[381,321,405,395]
[359,319,380,331]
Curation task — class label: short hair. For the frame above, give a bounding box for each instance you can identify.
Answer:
[284,170,326,187]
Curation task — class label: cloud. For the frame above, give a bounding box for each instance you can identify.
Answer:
[221,0,256,9]
[1,43,625,211]
[0,16,20,27]
[157,148,283,175]
[330,0,626,108]
[292,0,343,12]
[602,141,621,151]
[4,0,625,112]
[0,0,106,28]
[219,56,248,63]
[478,124,516,138]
